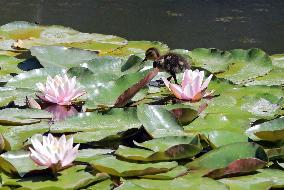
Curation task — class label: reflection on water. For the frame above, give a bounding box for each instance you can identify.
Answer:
[45,105,78,122]
[0,0,283,54]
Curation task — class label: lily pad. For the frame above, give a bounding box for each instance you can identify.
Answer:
[50,108,141,133]
[219,169,284,190]
[186,142,268,170]
[116,177,229,190]
[246,117,284,141]
[216,49,272,85]
[76,149,114,163]
[0,150,46,177]
[0,87,36,106]
[0,165,108,190]
[189,48,231,73]
[30,46,99,69]
[141,166,188,180]
[1,122,50,151]
[204,158,266,179]
[85,179,113,190]
[86,70,150,107]
[0,108,52,125]
[5,68,64,90]
[91,156,178,177]
[0,55,24,75]
[115,136,201,161]
[137,105,183,137]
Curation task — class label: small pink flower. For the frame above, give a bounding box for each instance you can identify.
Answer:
[29,134,79,173]
[36,74,85,105]
[163,69,213,102]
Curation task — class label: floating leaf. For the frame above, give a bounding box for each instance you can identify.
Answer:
[1,122,49,151]
[246,117,284,141]
[115,136,201,161]
[0,165,108,189]
[0,87,36,106]
[266,146,284,160]
[0,55,23,75]
[91,156,178,177]
[5,68,61,90]
[116,177,229,190]
[50,108,141,134]
[0,108,52,125]
[0,21,42,40]
[0,150,46,177]
[205,158,266,179]
[86,70,150,107]
[106,40,169,57]
[30,46,99,69]
[137,104,183,137]
[85,179,113,190]
[76,149,114,163]
[219,169,284,190]
[141,166,188,180]
[186,142,268,170]
[189,48,231,73]
[216,49,272,85]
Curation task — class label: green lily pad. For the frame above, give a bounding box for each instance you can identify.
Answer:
[85,179,113,190]
[0,87,36,106]
[0,108,52,125]
[141,166,188,180]
[115,136,201,161]
[266,146,284,160]
[106,40,169,57]
[137,105,183,138]
[186,142,268,170]
[189,48,232,73]
[246,117,284,141]
[30,46,99,69]
[91,156,178,177]
[1,122,50,151]
[5,68,64,90]
[50,108,141,133]
[204,158,266,179]
[116,177,229,190]
[216,49,272,85]
[0,150,46,177]
[76,149,114,163]
[219,169,284,190]
[189,48,273,85]
[270,54,284,68]
[0,21,43,40]
[86,70,150,108]
[0,165,108,190]
[0,55,23,75]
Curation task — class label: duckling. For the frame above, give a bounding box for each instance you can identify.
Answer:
[143,47,190,84]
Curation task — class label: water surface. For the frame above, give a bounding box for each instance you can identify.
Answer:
[0,0,283,54]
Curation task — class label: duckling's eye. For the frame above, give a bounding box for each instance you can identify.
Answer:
[146,51,153,56]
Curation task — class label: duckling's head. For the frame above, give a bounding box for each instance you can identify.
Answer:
[143,47,161,62]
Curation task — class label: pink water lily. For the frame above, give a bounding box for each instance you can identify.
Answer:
[36,74,85,105]
[29,134,79,173]
[163,69,213,101]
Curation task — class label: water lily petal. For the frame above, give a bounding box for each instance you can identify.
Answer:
[169,83,182,99]
[201,74,213,91]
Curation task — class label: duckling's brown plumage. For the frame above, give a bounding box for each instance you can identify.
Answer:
[143,47,191,84]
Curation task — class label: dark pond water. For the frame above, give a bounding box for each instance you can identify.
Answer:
[0,0,283,54]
